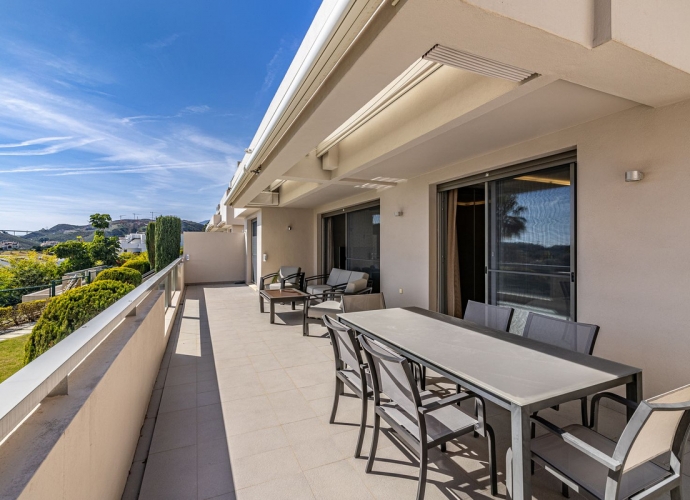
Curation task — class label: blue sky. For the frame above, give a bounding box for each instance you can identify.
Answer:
[0,0,321,229]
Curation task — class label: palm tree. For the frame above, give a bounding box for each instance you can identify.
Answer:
[497,194,527,239]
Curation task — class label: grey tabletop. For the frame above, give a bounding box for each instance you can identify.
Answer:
[338,308,641,408]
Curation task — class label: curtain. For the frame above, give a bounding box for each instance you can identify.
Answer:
[446,189,462,317]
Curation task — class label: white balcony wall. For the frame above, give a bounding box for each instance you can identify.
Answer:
[0,291,170,499]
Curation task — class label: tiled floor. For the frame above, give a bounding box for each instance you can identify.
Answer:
[135,284,690,500]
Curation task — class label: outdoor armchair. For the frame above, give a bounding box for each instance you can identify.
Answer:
[509,384,690,500]
[323,315,372,457]
[358,333,498,499]
[304,268,369,296]
[302,285,377,336]
[259,266,304,291]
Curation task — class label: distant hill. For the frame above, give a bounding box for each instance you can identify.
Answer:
[22,219,204,244]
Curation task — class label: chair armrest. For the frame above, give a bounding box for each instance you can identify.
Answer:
[590,392,639,430]
[280,272,303,288]
[356,287,373,295]
[331,283,348,291]
[418,392,474,414]
[259,272,278,290]
[531,415,622,471]
[305,274,328,284]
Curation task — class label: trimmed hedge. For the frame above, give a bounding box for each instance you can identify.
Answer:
[94,267,142,287]
[154,216,181,271]
[0,300,50,330]
[146,221,156,270]
[121,258,150,275]
[24,280,134,363]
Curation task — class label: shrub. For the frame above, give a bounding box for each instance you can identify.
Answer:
[0,306,13,330]
[154,216,181,271]
[146,222,156,270]
[121,258,150,275]
[18,300,50,322]
[94,267,142,287]
[116,252,140,266]
[24,280,134,363]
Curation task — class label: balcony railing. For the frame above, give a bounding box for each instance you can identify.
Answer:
[0,257,184,445]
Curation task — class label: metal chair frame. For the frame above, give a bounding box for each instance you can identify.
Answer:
[527,388,690,500]
[323,315,372,457]
[358,333,498,500]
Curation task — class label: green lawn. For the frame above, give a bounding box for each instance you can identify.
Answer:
[0,334,29,383]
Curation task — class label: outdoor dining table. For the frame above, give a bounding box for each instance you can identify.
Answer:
[338,306,643,500]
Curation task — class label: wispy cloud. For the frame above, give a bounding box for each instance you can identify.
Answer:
[182,104,210,114]
[145,34,180,50]
[261,43,285,93]
[0,136,72,148]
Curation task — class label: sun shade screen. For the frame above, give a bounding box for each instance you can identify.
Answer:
[423,45,535,82]
[623,385,690,472]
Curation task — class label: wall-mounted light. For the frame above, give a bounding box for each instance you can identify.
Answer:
[625,170,644,182]
[262,253,267,262]
[287,225,292,231]
[394,211,403,217]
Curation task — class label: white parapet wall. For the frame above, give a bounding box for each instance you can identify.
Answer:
[183,231,246,284]
[0,288,173,499]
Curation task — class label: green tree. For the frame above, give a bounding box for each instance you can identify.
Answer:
[145,221,156,270]
[154,216,181,271]
[6,253,60,288]
[89,213,112,234]
[51,240,93,272]
[89,232,120,266]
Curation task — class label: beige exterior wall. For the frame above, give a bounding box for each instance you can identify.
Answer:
[259,207,315,279]
[0,291,169,499]
[372,99,690,399]
[305,98,690,398]
[183,231,246,284]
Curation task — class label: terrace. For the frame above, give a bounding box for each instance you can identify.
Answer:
[132,283,690,499]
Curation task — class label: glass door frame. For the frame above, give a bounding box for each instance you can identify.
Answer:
[437,152,577,321]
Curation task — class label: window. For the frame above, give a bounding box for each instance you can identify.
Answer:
[438,154,576,332]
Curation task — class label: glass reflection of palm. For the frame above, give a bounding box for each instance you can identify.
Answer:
[497,194,527,240]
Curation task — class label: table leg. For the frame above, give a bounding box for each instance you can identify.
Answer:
[259,294,264,313]
[626,372,643,420]
[270,300,275,324]
[510,405,532,500]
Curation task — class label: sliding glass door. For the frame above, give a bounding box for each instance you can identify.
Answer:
[322,204,380,292]
[438,156,576,332]
[488,164,574,332]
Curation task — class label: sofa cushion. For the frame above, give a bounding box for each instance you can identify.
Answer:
[344,278,368,294]
[266,282,298,290]
[348,271,369,282]
[325,268,341,286]
[307,300,343,319]
[337,270,352,285]
[307,284,331,296]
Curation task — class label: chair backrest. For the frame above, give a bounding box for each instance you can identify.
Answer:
[523,313,599,355]
[279,266,300,284]
[326,268,344,286]
[358,334,421,420]
[342,293,386,313]
[615,385,690,474]
[464,300,514,332]
[323,316,363,377]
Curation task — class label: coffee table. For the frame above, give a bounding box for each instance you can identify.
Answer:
[259,289,309,324]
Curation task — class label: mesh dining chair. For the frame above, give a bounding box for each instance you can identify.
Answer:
[342,293,386,313]
[323,315,372,457]
[523,313,600,427]
[358,333,497,499]
[464,300,514,332]
[520,384,690,500]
